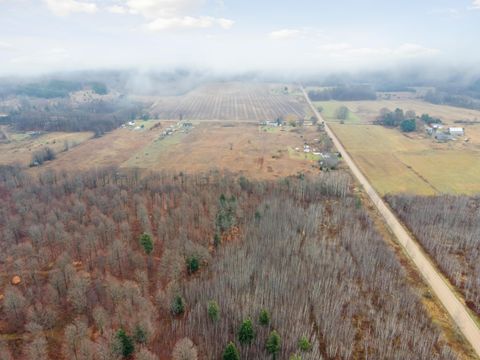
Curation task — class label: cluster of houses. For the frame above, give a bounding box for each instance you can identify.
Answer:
[293,142,340,170]
[160,121,193,139]
[296,143,322,155]
[260,117,318,128]
[260,119,283,127]
[426,124,465,142]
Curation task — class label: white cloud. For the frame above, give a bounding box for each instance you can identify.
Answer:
[269,29,302,40]
[394,43,439,57]
[106,5,128,14]
[429,8,460,16]
[319,43,351,51]
[107,0,234,31]
[318,42,439,60]
[472,0,480,9]
[124,0,204,19]
[11,47,70,64]
[43,0,97,16]
[0,41,14,51]
[217,18,234,29]
[146,16,233,31]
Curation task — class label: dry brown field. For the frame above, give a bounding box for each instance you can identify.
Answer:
[149,82,308,121]
[32,120,324,180]
[0,129,93,167]
[341,99,480,124]
[121,122,323,179]
[0,83,321,179]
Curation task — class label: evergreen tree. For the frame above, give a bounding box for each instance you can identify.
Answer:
[223,342,240,360]
[238,319,255,345]
[207,300,220,322]
[266,330,281,359]
[298,336,311,352]
[116,328,135,358]
[213,232,221,247]
[171,295,185,316]
[186,255,200,274]
[139,233,153,255]
[400,119,416,132]
[259,309,270,326]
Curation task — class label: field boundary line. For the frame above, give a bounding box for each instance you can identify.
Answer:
[301,86,480,357]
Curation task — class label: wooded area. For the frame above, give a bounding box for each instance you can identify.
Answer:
[308,86,376,101]
[7,99,140,136]
[387,195,480,316]
[0,166,462,359]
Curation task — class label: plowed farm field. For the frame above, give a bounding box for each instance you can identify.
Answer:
[149,83,308,121]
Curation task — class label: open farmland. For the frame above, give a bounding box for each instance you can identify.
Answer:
[329,123,480,195]
[0,128,93,167]
[332,99,480,124]
[17,82,323,179]
[36,119,328,180]
[314,101,360,122]
[121,122,326,179]
[31,123,166,173]
[150,82,308,121]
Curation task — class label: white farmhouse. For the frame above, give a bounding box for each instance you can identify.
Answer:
[449,127,465,136]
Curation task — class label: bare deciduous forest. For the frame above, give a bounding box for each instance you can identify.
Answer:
[0,165,462,359]
[386,195,480,315]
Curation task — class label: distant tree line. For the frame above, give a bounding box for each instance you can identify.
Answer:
[7,98,141,136]
[424,78,480,110]
[7,80,110,99]
[425,90,480,110]
[308,85,376,101]
[374,85,416,92]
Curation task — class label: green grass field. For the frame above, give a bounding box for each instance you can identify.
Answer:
[121,130,187,168]
[287,146,321,161]
[330,124,480,195]
[314,101,360,122]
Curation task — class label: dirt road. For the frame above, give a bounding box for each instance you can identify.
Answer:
[302,87,480,357]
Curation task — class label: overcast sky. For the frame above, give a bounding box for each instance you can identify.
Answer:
[1,0,480,75]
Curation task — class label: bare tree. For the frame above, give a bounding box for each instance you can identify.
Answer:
[25,335,49,360]
[172,338,198,360]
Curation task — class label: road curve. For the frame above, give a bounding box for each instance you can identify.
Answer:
[301,87,480,357]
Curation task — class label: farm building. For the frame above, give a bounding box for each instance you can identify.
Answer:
[448,127,465,136]
[434,132,453,142]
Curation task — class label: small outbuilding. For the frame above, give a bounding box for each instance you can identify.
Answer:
[448,127,465,136]
[435,132,453,142]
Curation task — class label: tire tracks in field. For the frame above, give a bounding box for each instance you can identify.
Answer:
[394,155,442,194]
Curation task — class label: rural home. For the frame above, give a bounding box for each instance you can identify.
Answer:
[319,153,339,170]
[448,127,465,136]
